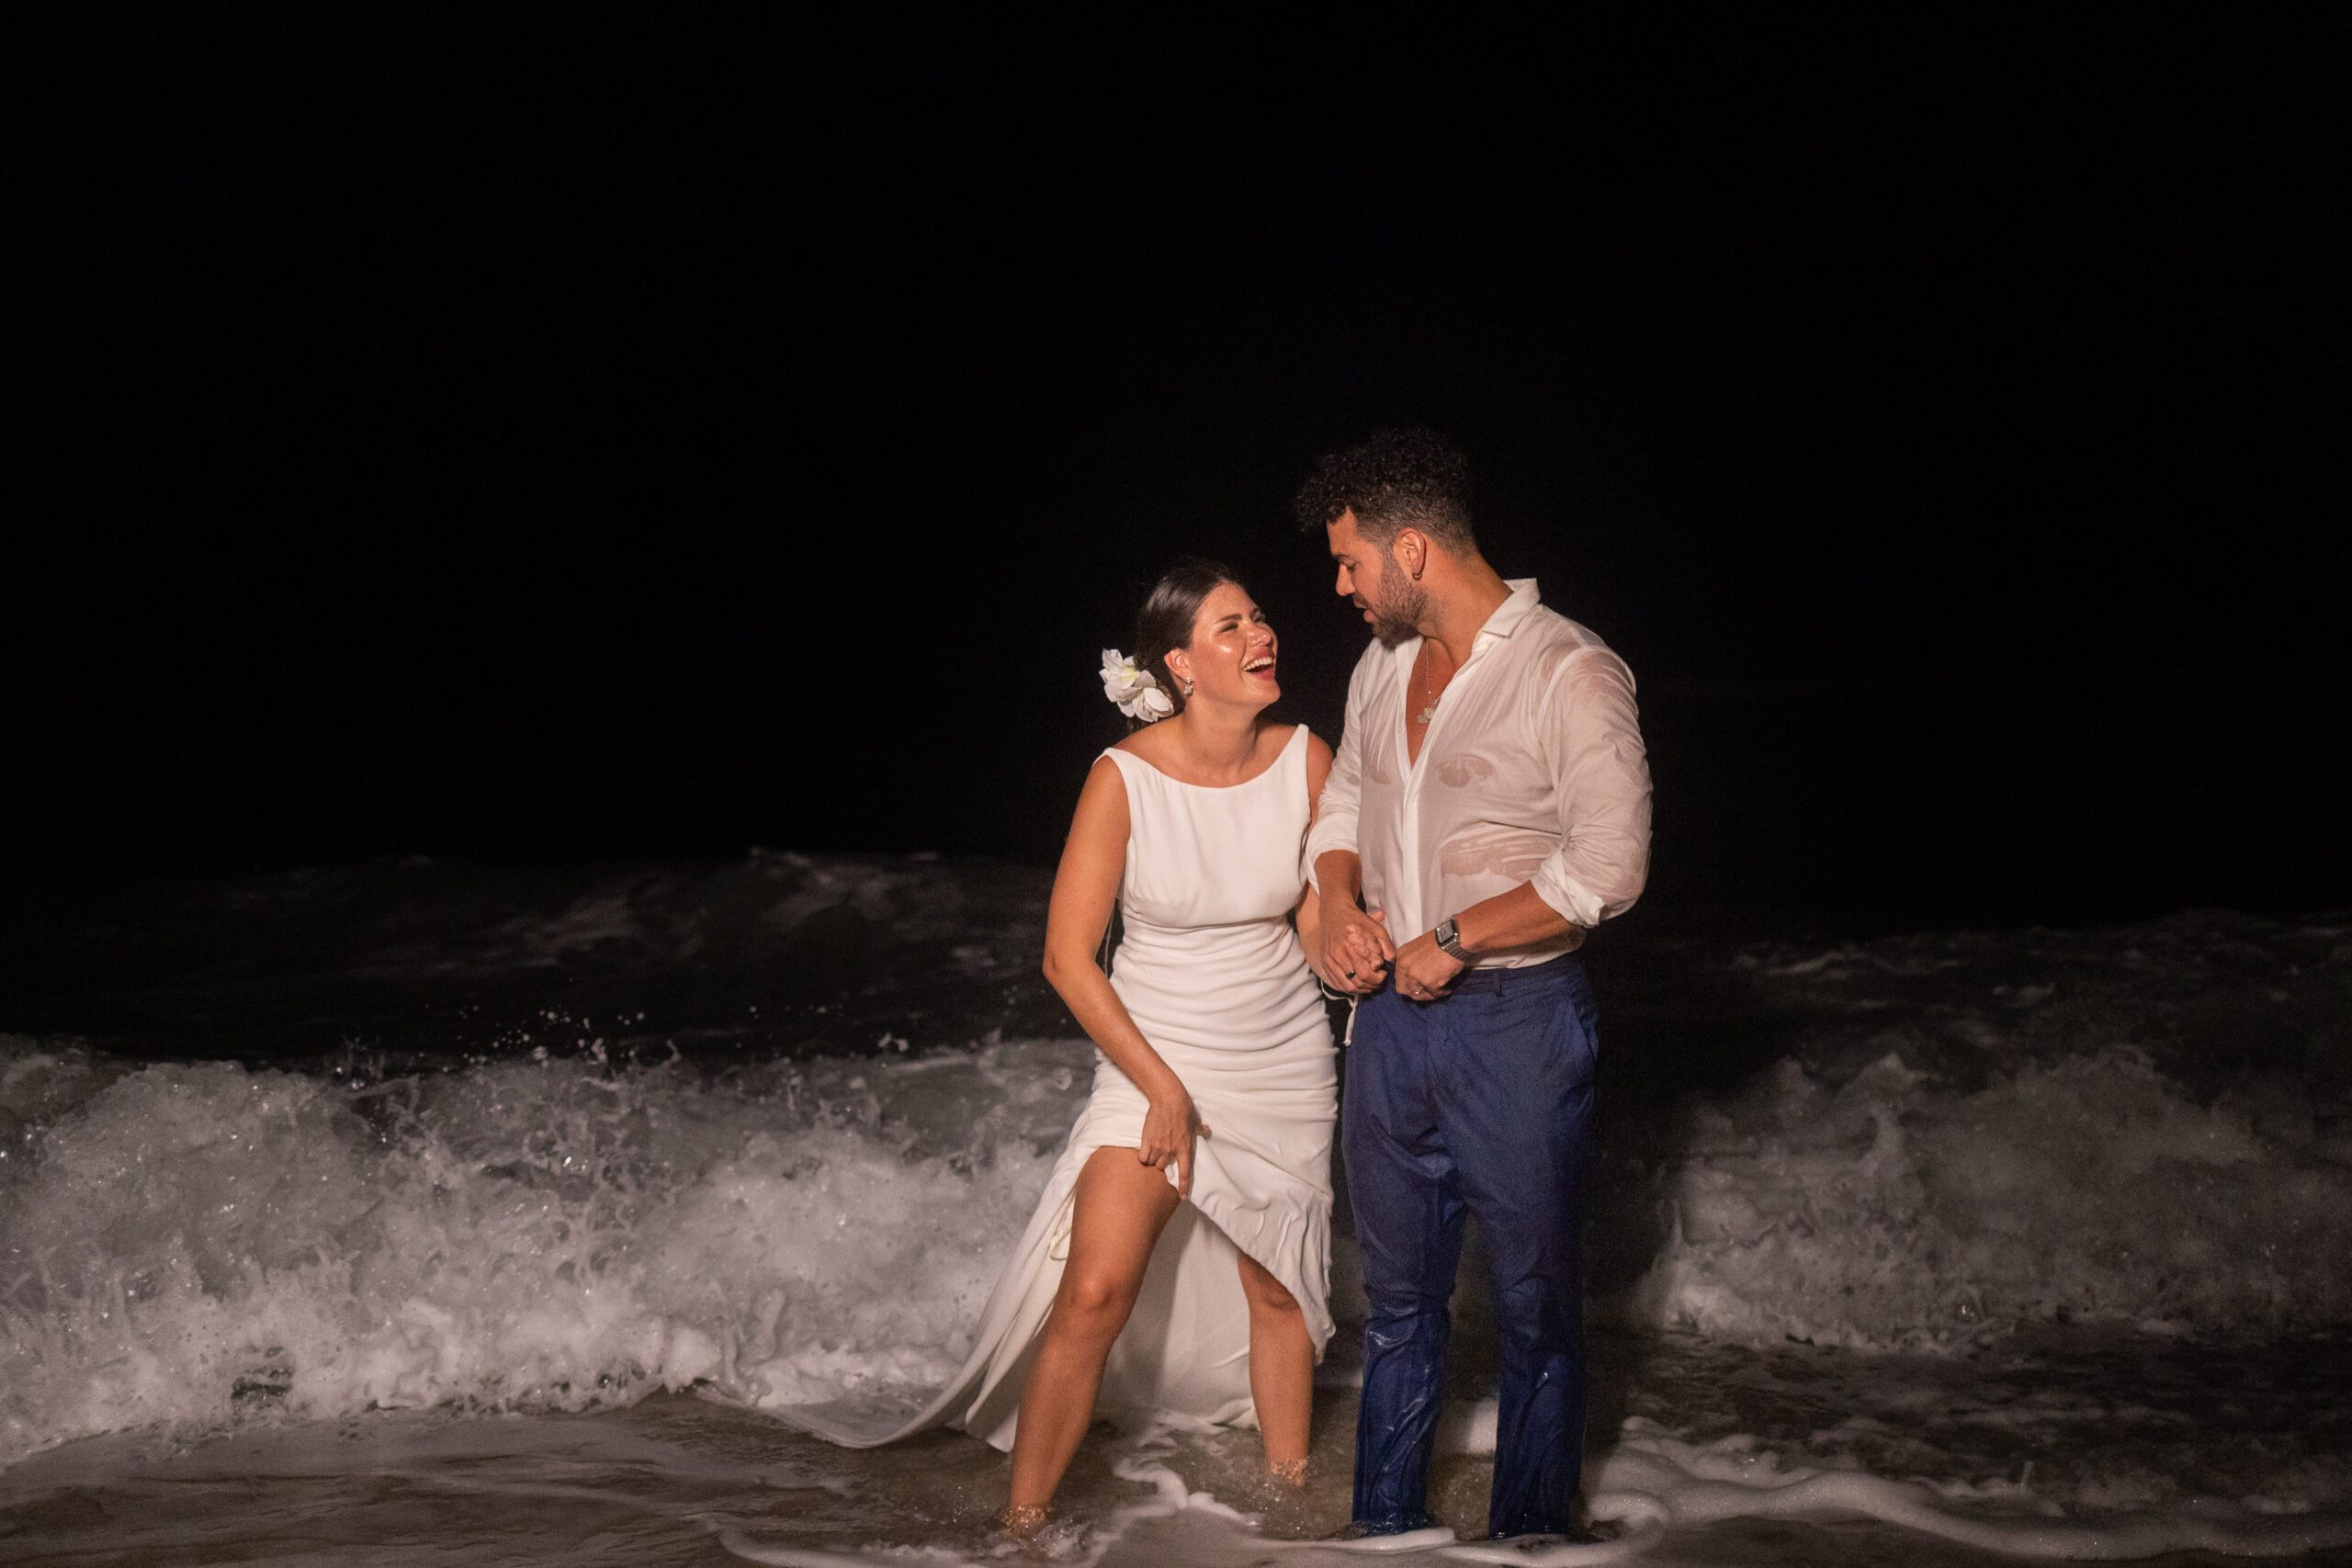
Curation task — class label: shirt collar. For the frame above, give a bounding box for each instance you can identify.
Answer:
[1384,579,1541,677]
[1477,579,1543,643]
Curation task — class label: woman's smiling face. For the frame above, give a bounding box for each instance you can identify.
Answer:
[1170,581,1279,711]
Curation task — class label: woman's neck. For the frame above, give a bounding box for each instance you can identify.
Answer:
[1170,704,1261,776]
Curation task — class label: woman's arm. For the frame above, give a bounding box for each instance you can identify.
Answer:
[1041,756,1208,1196]
[1302,671,1394,992]
[1293,731,1337,981]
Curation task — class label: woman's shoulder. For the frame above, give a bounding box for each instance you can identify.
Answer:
[1091,735,1158,800]
[1245,722,1317,770]
[1107,727,1172,766]
[1264,722,1324,766]
[1073,749,1132,822]
[1246,722,1314,772]
[1290,726,1330,798]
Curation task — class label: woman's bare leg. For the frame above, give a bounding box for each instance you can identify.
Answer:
[1237,1249,1313,1482]
[1004,1147,1182,1520]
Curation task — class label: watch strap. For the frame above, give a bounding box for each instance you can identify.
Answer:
[1435,915,1471,962]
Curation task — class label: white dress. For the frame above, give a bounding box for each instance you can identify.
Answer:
[787,723,1338,1450]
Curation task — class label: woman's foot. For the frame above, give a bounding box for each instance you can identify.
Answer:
[1267,1457,1309,1489]
[997,1502,1052,1539]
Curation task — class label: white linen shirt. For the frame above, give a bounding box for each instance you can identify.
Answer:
[1304,579,1652,966]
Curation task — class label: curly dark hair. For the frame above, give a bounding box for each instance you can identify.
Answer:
[1292,427,1476,552]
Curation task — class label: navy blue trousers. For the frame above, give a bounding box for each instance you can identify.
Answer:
[1344,954,1598,1538]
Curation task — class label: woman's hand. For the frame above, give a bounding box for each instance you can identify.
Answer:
[1138,1087,1210,1198]
[1316,895,1394,995]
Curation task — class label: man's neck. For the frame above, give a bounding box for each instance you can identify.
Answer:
[1419,559,1513,666]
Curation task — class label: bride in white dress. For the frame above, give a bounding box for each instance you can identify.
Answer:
[786,560,1347,1531]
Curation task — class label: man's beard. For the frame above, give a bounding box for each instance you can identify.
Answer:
[1368,576,1429,648]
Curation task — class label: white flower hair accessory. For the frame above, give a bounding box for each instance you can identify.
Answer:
[1100,649,1174,722]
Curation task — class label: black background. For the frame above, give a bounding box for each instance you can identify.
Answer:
[10,17,2346,928]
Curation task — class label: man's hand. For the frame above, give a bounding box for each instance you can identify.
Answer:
[1316,894,1394,995]
[1391,924,1467,1003]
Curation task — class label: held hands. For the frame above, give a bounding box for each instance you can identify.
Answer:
[1390,923,1467,1003]
[1138,1087,1209,1199]
[1316,895,1395,996]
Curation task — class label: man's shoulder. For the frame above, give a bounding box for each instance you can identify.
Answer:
[1517,606,1638,698]
[1521,603,1623,660]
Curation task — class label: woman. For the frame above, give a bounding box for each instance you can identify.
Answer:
[783,560,1340,1532]
[1006,559,1340,1529]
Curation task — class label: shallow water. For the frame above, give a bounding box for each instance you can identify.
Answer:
[8,1332,2348,1566]
[3,854,2349,1562]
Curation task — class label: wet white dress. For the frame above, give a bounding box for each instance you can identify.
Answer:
[790,723,1337,1450]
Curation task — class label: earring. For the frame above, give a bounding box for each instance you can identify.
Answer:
[1180,674,1195,695]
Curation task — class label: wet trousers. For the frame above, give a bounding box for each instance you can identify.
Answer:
[1343,953,1597,1538]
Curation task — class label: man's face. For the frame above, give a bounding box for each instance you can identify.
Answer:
[1326,508,1425,648]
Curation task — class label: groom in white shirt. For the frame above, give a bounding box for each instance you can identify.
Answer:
[1297,429,1652,1541]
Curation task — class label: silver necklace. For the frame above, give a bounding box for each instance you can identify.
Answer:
[1414,649,1442,726]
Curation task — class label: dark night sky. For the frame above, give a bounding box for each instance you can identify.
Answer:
[10,17,2346,925]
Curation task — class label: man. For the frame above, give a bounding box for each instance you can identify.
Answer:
[1296,428,1651,1541]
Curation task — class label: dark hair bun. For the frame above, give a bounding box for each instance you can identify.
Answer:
[1131,558,1239,727]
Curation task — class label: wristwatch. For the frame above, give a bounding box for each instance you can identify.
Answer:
[1434,915,1471,963]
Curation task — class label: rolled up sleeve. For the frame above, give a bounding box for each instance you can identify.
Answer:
[1529,647,1653,928]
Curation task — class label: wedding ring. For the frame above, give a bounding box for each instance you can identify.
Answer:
[1345,968,1357,979]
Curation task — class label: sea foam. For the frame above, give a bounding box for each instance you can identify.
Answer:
[5,882,2350,1555]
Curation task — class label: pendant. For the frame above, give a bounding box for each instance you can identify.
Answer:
[1415,705,1435,726]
